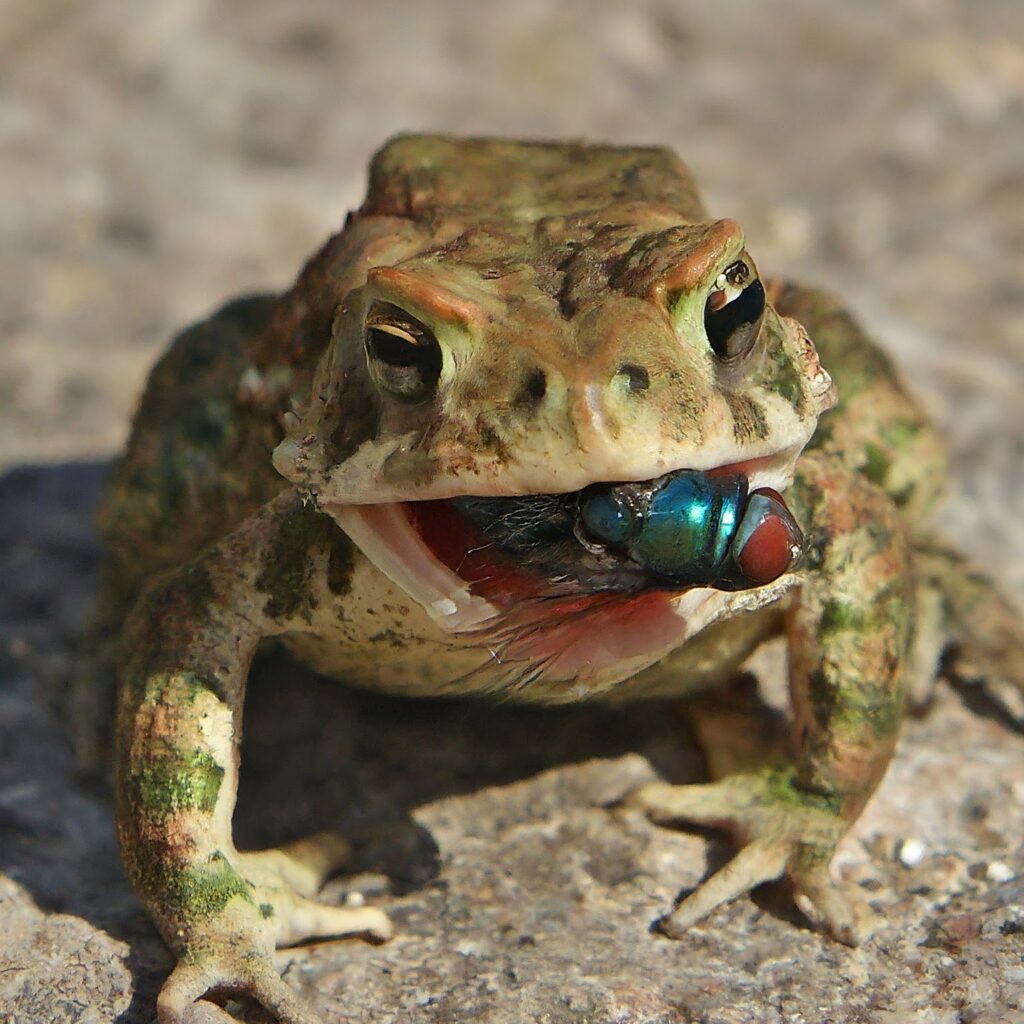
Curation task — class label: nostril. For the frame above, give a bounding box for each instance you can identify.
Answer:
[617,363,650,393]
[520,368,548,404]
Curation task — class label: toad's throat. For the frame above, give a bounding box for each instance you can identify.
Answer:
[405,466,803,609]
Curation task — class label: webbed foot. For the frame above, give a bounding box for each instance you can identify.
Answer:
[626,768,874,946]
[159,955,321,1024]
[155,832,391,1024]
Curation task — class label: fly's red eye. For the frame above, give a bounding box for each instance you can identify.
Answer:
[732,487,802,585]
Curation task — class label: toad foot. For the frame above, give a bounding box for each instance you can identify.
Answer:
[155,835,391,1024]
[627,769,875,947]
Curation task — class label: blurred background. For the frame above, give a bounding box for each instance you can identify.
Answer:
[2,0,1022,591]
[2,4,1024,1021]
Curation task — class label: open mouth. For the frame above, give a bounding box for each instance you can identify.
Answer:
[325,453,803,640]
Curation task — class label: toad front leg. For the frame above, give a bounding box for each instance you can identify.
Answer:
[629,451,912,945]
[116,492,390,1024]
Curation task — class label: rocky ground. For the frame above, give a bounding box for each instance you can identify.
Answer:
[1,2,1023,1022]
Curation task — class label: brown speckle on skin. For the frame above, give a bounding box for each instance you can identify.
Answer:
[368,628,407,648]
[254,500,331,622]
[723,391,769,443]
[326,531,355,596]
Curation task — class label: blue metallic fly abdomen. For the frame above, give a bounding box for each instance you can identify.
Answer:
[577,469,803,590]
[636,472,747,579]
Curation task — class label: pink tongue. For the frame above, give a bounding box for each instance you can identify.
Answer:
[494,590,695,682]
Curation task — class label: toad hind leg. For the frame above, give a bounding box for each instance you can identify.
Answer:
[911,538,1024,726]
[629,451,912,945]
[117,493,388,1024]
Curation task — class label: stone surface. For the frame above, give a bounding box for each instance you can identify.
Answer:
[1,2,1023,1022]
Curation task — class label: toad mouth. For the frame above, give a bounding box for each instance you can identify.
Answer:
[323,452,803,639]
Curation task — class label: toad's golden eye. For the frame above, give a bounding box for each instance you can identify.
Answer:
[364,303,442,402]
[704,261,766,361]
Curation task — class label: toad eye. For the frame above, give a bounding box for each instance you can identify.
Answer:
[704,260,766,361]
[364,304,442,402]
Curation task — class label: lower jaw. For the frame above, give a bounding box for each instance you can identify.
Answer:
[322,455,799,682]
[323,498,723,685]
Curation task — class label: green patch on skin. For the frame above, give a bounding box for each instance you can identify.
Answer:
[759,343,805,413]
[775,375,803,411]
[864,686,905,739]
[174,857,252,925]
[847,680,904,740]
[862,443,890,488]
[785,474,831,548]
[757,764,843,817]
[807,569,909,742]
[259,902,274,919]
[880,418,922,450]
[819,599,867,636]
[828,365,869,402]
[807,664,904,741]
[128,848,254,935]
[141,670,209,708]
[133,750,224,818]
[757,764,807,808]
[255,500,331,621]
